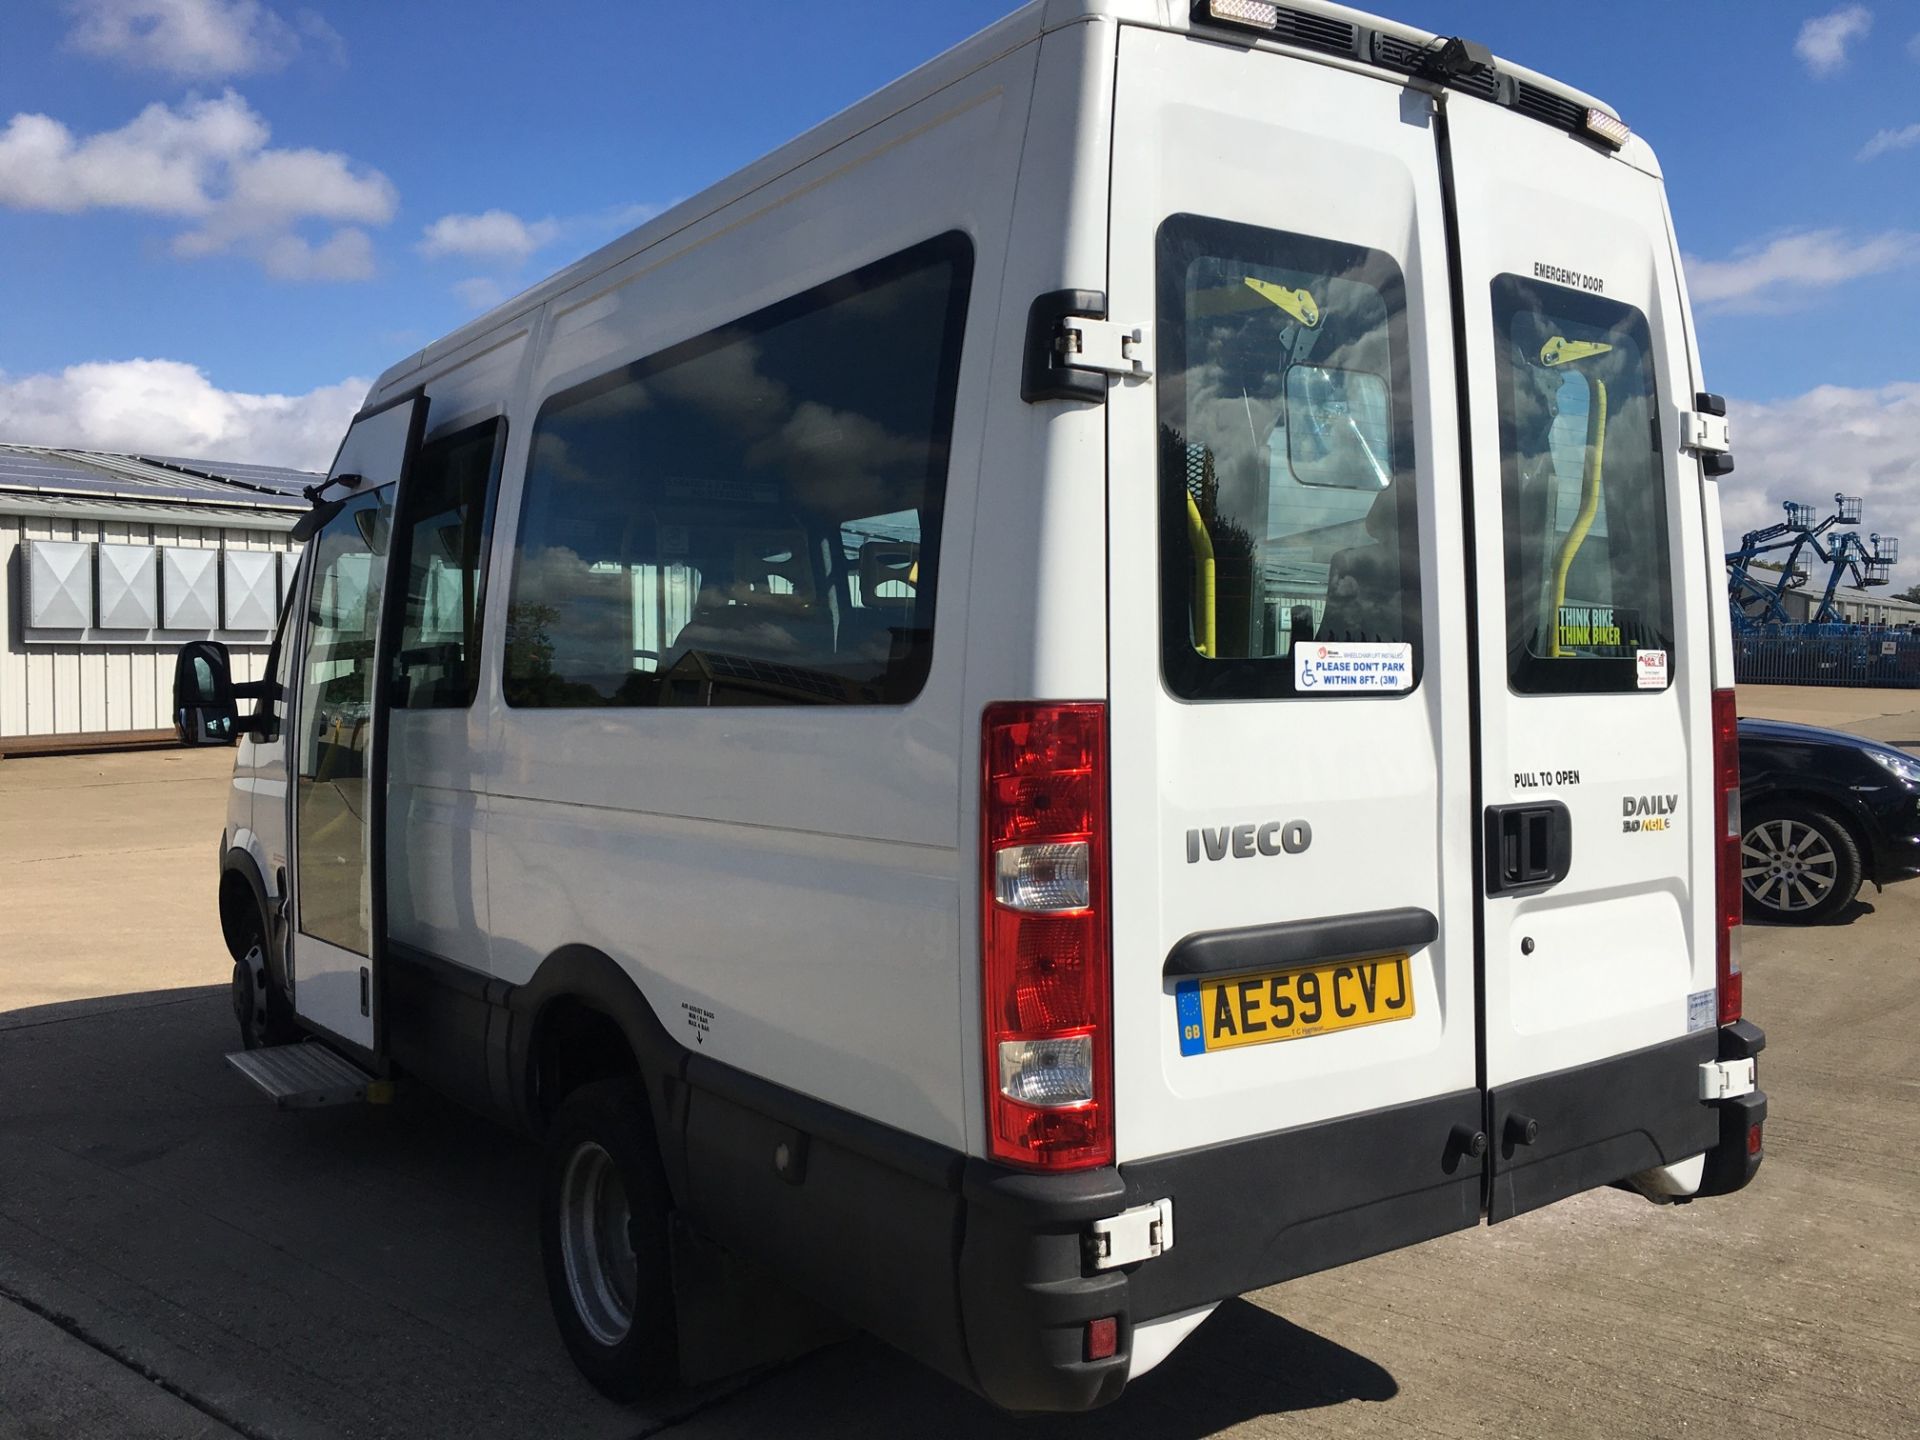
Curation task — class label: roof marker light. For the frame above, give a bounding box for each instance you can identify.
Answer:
[1197,0,1280,32]
[1584,108,1632,149]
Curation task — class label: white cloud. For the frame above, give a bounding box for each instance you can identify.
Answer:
[1860,123,1920,161]
[452,276,507,311]
[420,209,559,264]
[64,0,306,80]
[1718,382,1920,591]
[0,358,365,471]
[1796,5,1873,76]
[1908,31,1920,61]
[0,91,394,281]
[1684,229,1920,312]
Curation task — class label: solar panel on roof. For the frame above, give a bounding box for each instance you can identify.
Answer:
[0,443,309,507]
[139,454,319,496]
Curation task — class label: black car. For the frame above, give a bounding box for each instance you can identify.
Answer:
[1738,718,1920,923]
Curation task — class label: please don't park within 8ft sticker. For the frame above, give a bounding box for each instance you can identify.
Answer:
[1294,642,1413,692]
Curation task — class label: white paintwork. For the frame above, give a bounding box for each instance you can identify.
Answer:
[1127,1304,1217,1380]
[214,0,1721,1387]
[1445,96,1718,1092]
[1627,1153,1705,1201]
[1105,27,1478,1160]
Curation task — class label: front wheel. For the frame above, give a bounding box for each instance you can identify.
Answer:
[231,934,299,1050]
[1741,801,1863,924]
[539,1077,678,1400]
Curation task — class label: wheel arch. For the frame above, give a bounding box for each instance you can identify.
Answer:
[218,848,288,990]
[508,945,690,1203]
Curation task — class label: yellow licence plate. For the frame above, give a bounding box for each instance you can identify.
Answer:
[1174,954,1415,1055]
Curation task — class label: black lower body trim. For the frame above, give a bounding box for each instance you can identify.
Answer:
[1488,1031,1721,1222]
[1120,1088,1484,1320]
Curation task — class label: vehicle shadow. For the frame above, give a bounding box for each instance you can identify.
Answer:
[0,985,1397,1440]
[1745,896,1876,928]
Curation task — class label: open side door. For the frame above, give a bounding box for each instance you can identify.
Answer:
[285,394,427,1057]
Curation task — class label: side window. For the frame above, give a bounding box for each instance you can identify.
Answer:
[1157,215,1421,701]
[503,232,972,708]
[391,419,505,709]
[1491,276,1672,693]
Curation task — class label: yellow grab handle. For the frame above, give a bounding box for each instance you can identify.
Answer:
[1547,378,1608,657]
[1186,491,1217,659]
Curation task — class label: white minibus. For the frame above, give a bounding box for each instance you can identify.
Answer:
[176,0,1765,1411]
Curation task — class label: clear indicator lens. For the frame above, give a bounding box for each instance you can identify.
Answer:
[998,1036,1095,1106]
[1584,108,1631,148]
[993,841,1092,912]
[1204,0,1280,29]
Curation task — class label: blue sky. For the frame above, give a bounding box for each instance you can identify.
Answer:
[2,0,1917,567]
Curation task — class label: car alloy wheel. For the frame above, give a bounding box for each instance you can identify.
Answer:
[1742,815,1839,915]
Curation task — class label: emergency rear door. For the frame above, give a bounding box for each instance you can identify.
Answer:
[1443,97,1721,1218]
[284,395,425,1053]
[1104,26,1481,1267]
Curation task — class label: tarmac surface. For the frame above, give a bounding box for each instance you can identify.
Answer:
[2,690,1917,1439]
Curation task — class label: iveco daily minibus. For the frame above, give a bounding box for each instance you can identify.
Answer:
[175,0,1766,1411]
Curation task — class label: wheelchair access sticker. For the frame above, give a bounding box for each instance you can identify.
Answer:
[1294,642,1413,692]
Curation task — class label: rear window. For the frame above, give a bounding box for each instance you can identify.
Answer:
[1492,275,1673,693]
[503,232,972,708]
[1157,215,1422,701]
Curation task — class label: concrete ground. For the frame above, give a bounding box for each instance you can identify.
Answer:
[2,693,1917,1439]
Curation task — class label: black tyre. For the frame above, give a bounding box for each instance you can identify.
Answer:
[1741,800,1863,924]
[539,1077,678,1400]
[230,924,299,1050]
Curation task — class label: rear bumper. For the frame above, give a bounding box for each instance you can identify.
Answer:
[681,1026,1765,1414]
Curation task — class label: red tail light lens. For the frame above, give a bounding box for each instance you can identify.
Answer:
[1712,688,1742,1024]
[981,702,1112,1171]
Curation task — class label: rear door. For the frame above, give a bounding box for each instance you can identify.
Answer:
[1444,97,1720,1218]
[1105,26,1480,1227]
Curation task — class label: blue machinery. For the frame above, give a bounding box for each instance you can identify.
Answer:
[1726,493,1899,630]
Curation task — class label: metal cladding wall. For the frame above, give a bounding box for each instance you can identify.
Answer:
[1,509,299,740]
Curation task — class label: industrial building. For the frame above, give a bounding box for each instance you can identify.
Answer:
[1,444,313,753]
[1774,582,1920,627]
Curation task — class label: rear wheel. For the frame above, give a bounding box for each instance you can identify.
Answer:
[539,1077,677,1400]
[1741,801,1862,924]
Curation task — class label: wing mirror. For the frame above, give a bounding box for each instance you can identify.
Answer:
[173,641,240,746]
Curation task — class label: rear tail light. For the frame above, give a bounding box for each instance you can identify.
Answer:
[1712,688,1742,1024]
[981,702,1113,1171]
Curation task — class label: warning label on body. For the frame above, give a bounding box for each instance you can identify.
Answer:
[1294,641,1414,692]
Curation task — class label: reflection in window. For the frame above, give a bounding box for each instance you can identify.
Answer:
[1157,215,1420,700]
[295,488,391,957]
[1492,277,1672,693]
[391,420,503,709]
[504,234,972,708]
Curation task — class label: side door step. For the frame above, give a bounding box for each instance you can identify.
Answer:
[225,1043,390,1109]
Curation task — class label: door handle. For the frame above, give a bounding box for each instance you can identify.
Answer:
[1485,802,1572,896]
